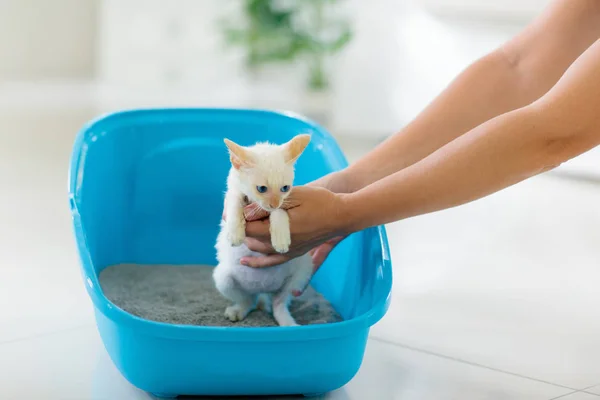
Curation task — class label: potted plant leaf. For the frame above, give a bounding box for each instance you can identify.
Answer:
[220,0,353,122]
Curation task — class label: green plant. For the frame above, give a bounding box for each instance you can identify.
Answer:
[221,0,353,91]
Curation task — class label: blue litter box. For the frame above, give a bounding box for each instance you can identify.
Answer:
[68,108,392,397]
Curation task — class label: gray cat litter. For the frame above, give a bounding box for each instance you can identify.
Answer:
[99,264,343,327]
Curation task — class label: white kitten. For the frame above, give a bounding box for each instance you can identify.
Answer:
[213,134,314,327]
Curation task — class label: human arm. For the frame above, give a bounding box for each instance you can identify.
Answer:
[344,38,600,229]
[242,38,600,267]
[240,0,597,267]
[326,0,600,193]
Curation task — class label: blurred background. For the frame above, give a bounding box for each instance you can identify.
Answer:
[2,0,599,173]
[3,1,600,399]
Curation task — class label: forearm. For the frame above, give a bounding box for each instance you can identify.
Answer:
[343,106,558,230]
[337,0,600,192]
[344,32,600,231]
[308,170,353,193]
[340,52,536,191]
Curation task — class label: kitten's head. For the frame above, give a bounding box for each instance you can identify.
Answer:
[224,134,311,211]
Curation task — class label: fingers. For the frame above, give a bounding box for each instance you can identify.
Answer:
[310,236,344,272]
[281,185,313,209]
[245,219,270,238]
[240,254,289,268]
[327,236,345,246]
[228,185,317,219]
[244,203,269,221]
[224,201,268,222]
[292,282,310,297]
[310,246,331,272]
[294,237,344,297]
[244,237,275,254]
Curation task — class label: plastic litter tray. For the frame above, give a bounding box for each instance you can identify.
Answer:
[68,108,392,397]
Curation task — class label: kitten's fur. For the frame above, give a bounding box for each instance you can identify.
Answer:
[213,134,313,326]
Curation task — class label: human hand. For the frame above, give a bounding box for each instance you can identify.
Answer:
[239,202,345,271]
[240,186,352,268]
[222,171,353,270]
[221,170,352,219]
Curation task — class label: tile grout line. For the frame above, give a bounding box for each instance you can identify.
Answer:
[370,336,577,391]
[548,391,583,400]
[0,323,95,347]
[578,383,600,398]
[548,385,600,399]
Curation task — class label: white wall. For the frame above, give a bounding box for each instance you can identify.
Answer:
[330,0,524,135]
[0,0,97,82]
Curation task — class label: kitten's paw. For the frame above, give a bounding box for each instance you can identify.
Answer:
[271,229,291,253]
[227,223,246,247]
[225,304,249,322]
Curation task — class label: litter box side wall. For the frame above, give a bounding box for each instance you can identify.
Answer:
[69,115,133,305]
[95,308,369,396]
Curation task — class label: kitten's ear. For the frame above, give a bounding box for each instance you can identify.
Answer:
[224,139,254,170]
[283,134,311,164]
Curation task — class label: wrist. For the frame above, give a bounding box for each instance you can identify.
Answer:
[310,169,355,194]
[335,165,373,193]
[335,191,366,235]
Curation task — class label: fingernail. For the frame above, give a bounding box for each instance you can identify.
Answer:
[292,290,302,297]
[240,259,249,266]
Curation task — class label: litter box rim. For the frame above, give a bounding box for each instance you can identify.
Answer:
[69,107,393,342]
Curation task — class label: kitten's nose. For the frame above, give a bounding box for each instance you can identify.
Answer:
[269,195,281,209]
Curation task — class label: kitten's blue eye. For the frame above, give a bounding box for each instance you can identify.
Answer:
[256,185,268,193]
[280,185,290,193]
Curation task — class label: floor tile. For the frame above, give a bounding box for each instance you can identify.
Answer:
[0,327,569,400]
[0,110,97,342]
[0,326,156,400]
[370,173,600,389]
[334,339,569,400]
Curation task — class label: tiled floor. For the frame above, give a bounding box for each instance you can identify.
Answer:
[1,106,600,399]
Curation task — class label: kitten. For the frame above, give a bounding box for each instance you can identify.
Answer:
[213,134,314,327]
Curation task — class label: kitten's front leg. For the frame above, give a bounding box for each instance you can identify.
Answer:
[225,190,246,246]
[269,209,291,253]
